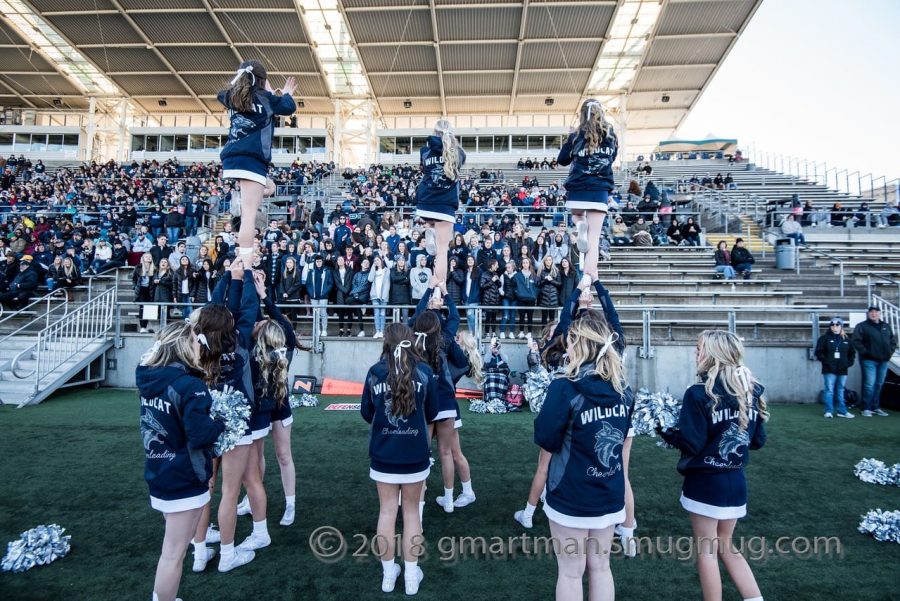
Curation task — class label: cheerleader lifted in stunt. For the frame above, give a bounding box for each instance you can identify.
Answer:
[557,99,618,286]
[218,60,296,259]
[415,120,465,296]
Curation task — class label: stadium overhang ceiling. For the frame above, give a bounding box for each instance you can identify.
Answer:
[1,0,761,142]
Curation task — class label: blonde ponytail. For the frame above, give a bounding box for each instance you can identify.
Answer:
[434,119,460,181]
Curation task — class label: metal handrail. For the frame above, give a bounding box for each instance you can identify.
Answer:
[871,295,900,349]
[0,289,69,344]
[867,274,900,306]
[13,288,117,402]
[805,248,847,297]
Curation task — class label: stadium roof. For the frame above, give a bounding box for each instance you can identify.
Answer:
[1,0,761,143]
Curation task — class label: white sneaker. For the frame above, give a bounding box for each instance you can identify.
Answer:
[381,563,401,593]
[575,220,589,253]
[237,531,271,551]
[230,189,242,217]
[435,495,454,513]
[453,493,476,508]
[499,332,506,339]
[424,228,437,256]
[374,331,383,339]
[357,330,366,337]
[861,410,874,417]
[192,547,216,572]
[517,331,525,339]
[139,327,148,333]
[514,510,533,529]
[206,525,221,544]
[578,274,592,289]
[236,495,251,516]
[404,566,424,595]
[824,412,833,419]
[218,547,255,572]
[280,505,295,527]
[837,412,855,419]
[874,408,889,417]
[620,528,637,558]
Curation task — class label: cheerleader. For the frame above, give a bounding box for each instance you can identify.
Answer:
[218,60,296,258]
[410,281,475,512]
[534,316,633,601]
[451,330,484,388]
[658,330,768,601]
[190,258,261,572]
[557,99,617,284]
[415,120,465,292]
[360,323,438,596]
[137,322,224,601]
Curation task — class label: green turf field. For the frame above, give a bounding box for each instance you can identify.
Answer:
[1,389,898,601]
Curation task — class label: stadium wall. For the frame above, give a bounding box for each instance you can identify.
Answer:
[104,334,855,403]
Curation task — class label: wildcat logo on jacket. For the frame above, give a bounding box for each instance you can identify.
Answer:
[718,423,750,460]
[141,411,175,460]
[384,391,408,429]
[587,422,624,479]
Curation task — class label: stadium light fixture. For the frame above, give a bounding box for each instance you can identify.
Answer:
[545,97,554,107]
[0,0,121,97]
[587,0,662,94]
[403,100,412,109]
[158,99,167,107]
[296,0,370,98]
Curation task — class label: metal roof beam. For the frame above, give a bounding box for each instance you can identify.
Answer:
[104,0,211,114]
[428,0,447,117]
[580,0,621,102]
[641,63,717,70]
[626,0,670,95]
[197,0,243,65]
[335,0,381,112]
[655,32,737,39]
[507,0,528,115]
[0,77,39,108]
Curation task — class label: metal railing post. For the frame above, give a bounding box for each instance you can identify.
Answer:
[728,311,736,334]
[808,311,820,360]
[839,263,844,297]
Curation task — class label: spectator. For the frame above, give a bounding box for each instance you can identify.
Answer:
[460,255,481,332]
[536,256,561,326]
[724,174,736,190]
[192,258,215,305]
[514,256,538,338]
[611,216,630,246]
[876,200,899,228]
[348,258,372,337]
[45,255,64,290]
[165,206,184,242]
[173,255,194,318]
[479,259,502,340]
[133,229,153,254]
[446,257,464,306]
[410,254,432,302]
[152,258,174,317]
[814,317,856,419]
[367,255,390,338]
[149,235,171,266]
[558,257,577,302]
[630,216,653,246]
[681,217,702,246]
[781,214,807,246]
[731,238,755,279]
[56,256,82,292]
[851,306,897,417]
[499,260,518,339]
[829,202,847,227]
[132,253,156,333]
[848,202,871,228]
[649,215,667,246]
[333,255,355,337]
[0,255,38,309]
[713,241,737,280]
[278,257,304,304]
[306,254,334,338]
[548,232,569,266]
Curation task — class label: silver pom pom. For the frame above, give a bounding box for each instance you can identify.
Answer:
[631,389,681,446]
[524,367,553,413]
[854,458,900,487]
[486,399,508,414]
[1,524,71,573]
[858,509,900,544]
[289,393,319,408]
[468,400,488,414]
[209,386,251,456]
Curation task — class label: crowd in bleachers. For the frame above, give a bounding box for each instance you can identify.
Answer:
[0,157,334,309]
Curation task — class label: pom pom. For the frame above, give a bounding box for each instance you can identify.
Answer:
[524,366,553,413]
[858,509,900,544]
[209,386,251,456]
[289,393,319,408]
[468,400,487,414]
[853,458,900,487]
[2,524,71,573]
[486,399,508,414]
[630,389,681,448]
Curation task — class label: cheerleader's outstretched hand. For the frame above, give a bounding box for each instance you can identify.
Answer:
[282,77,297,97]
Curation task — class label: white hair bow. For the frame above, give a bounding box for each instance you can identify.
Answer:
[230,65,255,86]
[734,365,753,397]
[414,331,427,350]
[273,347,287,356]
[393,340,412,374]
[595,332,618,360]
[586,100,602,120]
[140,339,162,363]
[196,333,210,349]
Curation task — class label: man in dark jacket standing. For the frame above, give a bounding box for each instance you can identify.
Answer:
[851,306,898,416]
[0,255,39,309]
[814,317,856,419]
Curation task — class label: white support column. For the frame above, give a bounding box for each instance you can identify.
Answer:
[332,100,343,165]
[365,100,376,166]
[84,97,97,162]
[116,99,129,162]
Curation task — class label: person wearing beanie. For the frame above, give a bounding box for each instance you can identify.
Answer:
[814,317,856,418]
[0,255,39,309]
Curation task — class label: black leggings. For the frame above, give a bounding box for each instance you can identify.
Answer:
[518,301,535,332]
[137,286,153,329]
[337,307,353,333]
[540,307,557,325]
[483,309,499,333]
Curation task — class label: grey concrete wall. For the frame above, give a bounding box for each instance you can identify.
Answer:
[106,334,860,403]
